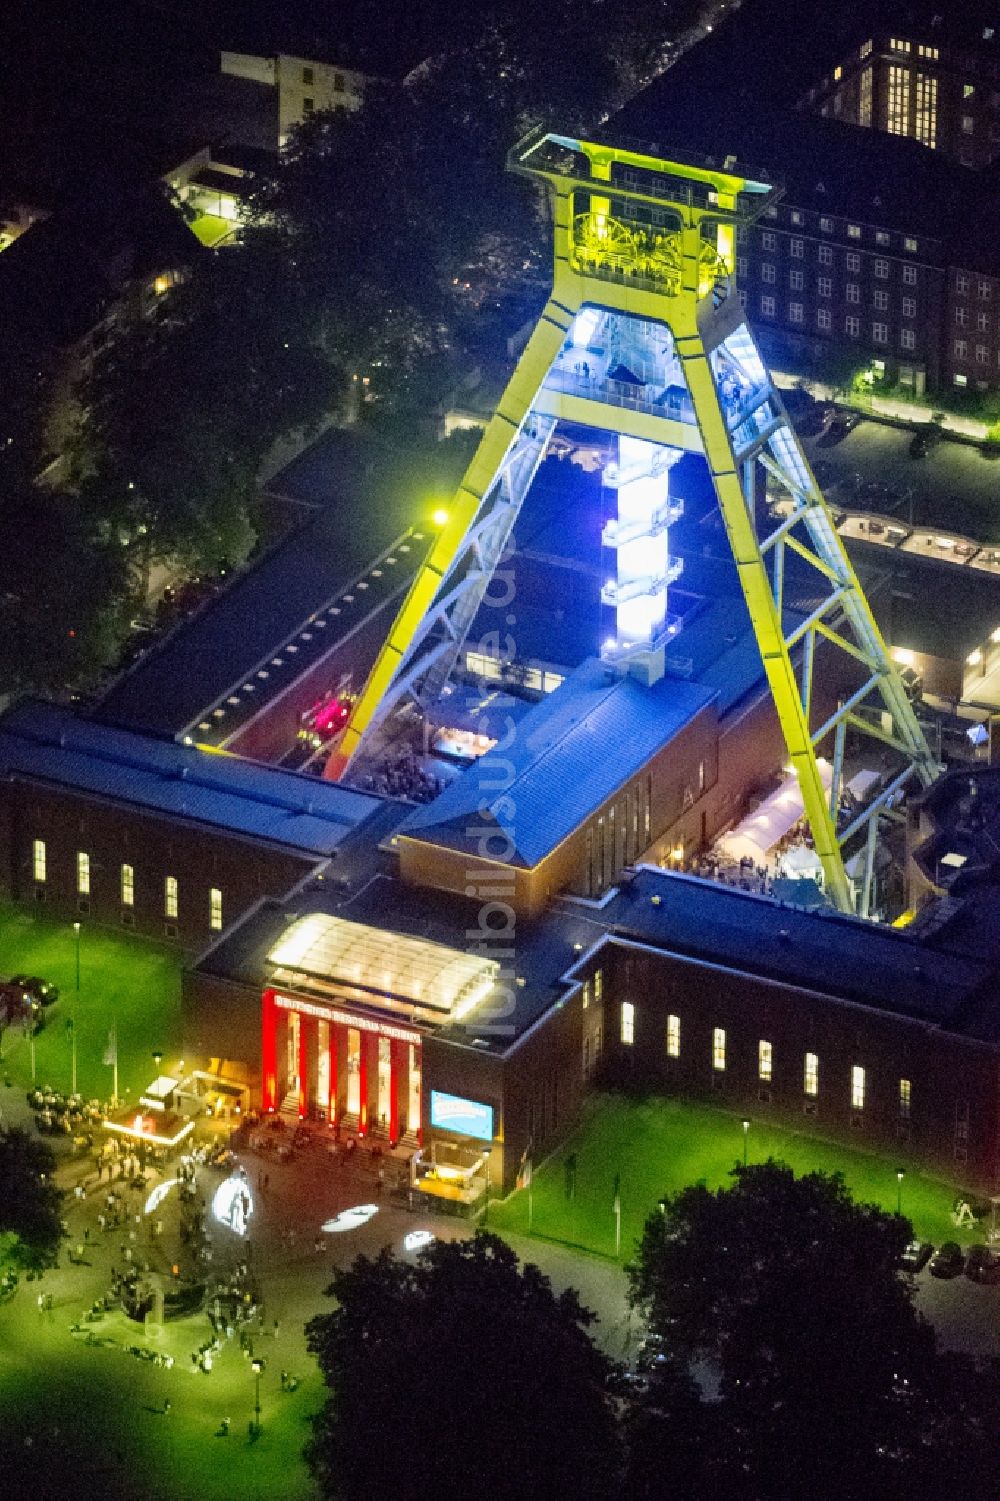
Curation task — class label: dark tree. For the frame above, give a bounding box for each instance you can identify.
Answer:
[306,1230,620,1501]
[0,1128,64,1272]
[627,1161,938,1501]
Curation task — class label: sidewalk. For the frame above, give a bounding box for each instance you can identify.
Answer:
[771,369,989,441]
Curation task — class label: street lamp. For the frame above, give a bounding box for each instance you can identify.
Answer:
[251,1356,265,1438]
[896,1168,905,1216]
[72,922,81,1095]
[152,1050,163,1069]
[741,1118,750,1167]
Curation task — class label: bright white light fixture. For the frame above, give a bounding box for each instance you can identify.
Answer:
[321,1203,379,1233]
[403,1230,435,1253]
[212,1171,254,1237]
[144,1178,178,1217]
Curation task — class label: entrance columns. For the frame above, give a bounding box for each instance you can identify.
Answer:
[297,1011,311,1119]
[261,989,278,1113]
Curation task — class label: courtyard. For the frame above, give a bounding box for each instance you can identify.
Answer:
[0,902,183,1103]
[488,1092,973,1256]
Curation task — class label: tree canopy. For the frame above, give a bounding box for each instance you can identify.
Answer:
[0,1128,64,1273]
[626,1160,1000,1501]
[305,1230,620,1501]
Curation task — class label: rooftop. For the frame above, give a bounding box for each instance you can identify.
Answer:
[585,865,997,1036]
[0,702,383,859]
[609,0,997,263]
[398,657,716,868]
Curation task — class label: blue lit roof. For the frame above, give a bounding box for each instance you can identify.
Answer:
[0,702,382,857]
[398,658,716,868]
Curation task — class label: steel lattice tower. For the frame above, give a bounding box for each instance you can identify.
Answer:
[326,129,938,915]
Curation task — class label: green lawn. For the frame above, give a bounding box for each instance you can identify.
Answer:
[490,1093,972,1259]
[0,902,182,1102]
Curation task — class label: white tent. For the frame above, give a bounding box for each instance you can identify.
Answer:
[720,760,833,863]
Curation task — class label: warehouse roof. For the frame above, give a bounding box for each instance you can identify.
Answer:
[398,658,716,868]
[0,702,382,858]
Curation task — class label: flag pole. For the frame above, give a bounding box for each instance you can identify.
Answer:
[112,1020,118,1107]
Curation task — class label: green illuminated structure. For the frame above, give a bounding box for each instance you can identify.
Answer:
[328,129,938,915]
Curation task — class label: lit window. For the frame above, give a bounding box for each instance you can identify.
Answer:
[582,980,590,1011]
[902,296,916,317]
[666,1014,680,1057]
[851,1065,866,1110]
[817,308,832,331]
[954,372,968,387]
[917,44,938,60]
[845,315,860,336]
[872,321,888,344]
[873,258,889,279]
[915,73,937,148]
[621,1001,635,1046]
[165,876,179,919]
[860,39,872,58]
[121,863,134,908]
[77,851,90,896]
[788,302,804,323]
[846,282,860,303]
[790,209,803,226]
[594,968,603,1003]
[964,83,975,99]
[210,887,223,931]
[847,224,861,239]
[876,230,890,247]
[904,236,918,253]
[758,1039,773,1081]
[903,263,917,285]
[790,238,804,258]
[713,1027,726,1072]
[32,839,46,883]
[804,1052,819,1096]
[789,268,804,290]
[833,65,842,82]
[888,64,911,136]
[890,37,911,53]
[899,1078,911,1119]
[760,295,776,317]
[818,244,833,265]
[900,328,916,349]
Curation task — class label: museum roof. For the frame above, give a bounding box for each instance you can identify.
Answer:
[396,658,717,868]
[0,702,383,858]
[587,866,994,1035]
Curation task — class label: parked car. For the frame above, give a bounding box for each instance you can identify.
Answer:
[10,974,59,1007]
[900,1240,933,1273]
[795,403,833,437]
[964,1244,1000,1284]
[929,1241,965,1278]
[909,424,942,459]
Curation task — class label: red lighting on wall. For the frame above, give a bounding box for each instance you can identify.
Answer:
[261,988,278,1113]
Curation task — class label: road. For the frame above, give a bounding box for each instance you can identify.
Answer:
[799,418,1000,543]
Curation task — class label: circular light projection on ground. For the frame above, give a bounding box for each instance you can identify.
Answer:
[403,1230,435,1253]
[212,1171,254,1236]
[320,1204,379,1233]
[144,1178,178,1217]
